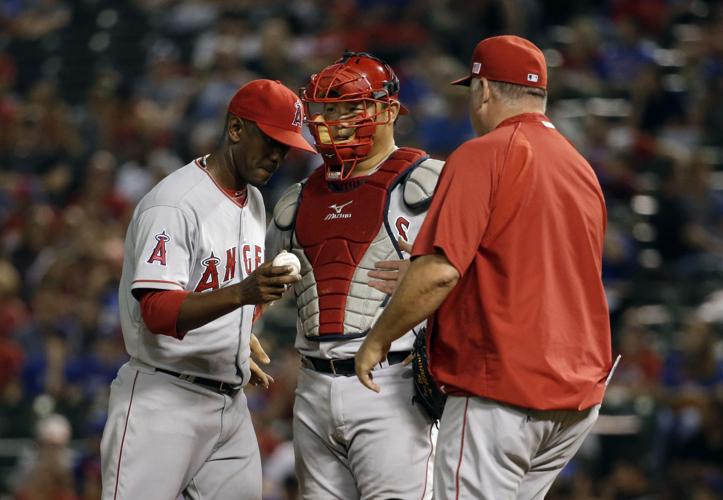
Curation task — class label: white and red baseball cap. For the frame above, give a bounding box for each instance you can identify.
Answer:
[227,79,317,153]
[452,35,547,90]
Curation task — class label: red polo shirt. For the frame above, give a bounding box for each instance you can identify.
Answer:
[413,113,611,411]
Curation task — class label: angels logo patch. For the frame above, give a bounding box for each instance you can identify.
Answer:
[291,100,303,127]
[147,231,170,265]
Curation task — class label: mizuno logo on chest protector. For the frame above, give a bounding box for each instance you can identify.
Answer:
[325,201,353,220]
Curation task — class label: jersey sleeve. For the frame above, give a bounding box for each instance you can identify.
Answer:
[412,141,497,276]
[130,205,196,295]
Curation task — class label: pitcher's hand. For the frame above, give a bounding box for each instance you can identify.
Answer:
[240,262,300,304]
[249,334,274,388]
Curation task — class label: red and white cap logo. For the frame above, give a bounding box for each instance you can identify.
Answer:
[292,100,303,127]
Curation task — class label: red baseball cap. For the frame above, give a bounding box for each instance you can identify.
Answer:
[227,79,316,153]
[451,35,547,89]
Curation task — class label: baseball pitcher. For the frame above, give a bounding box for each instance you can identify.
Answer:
[101,80,314,500]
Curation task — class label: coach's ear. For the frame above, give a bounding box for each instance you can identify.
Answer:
[470,77,488,112]
[226,114,245,144]
[481,77,492,104]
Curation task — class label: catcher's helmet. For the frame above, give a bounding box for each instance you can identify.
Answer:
[300,52,407,181]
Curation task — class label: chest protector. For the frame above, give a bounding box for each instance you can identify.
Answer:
[295,147,427,339]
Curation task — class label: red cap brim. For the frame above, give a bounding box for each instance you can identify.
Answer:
[450,75,473,86]
[257,123,317,153]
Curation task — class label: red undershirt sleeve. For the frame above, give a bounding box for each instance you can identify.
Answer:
[138,289,190,340]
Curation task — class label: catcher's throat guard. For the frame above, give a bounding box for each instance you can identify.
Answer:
[300,51,407,182]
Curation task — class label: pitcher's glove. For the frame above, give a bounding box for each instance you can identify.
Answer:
[411,328,447,421]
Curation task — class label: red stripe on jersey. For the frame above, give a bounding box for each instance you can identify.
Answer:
[132,279,184,289]
[455,397,470,500]
[114,370,140,500]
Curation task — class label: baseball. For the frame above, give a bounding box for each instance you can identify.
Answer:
[272,250,301,278]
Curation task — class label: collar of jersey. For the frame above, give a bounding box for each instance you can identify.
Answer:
[496,112,550,129]
[195,155,249,208]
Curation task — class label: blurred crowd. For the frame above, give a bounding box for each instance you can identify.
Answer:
[0,0,722,499]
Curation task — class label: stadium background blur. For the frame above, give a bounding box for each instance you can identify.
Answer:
[0,0,722,499]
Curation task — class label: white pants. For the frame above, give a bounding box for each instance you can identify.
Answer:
[434,396,600,500]
[293,363,436,500]
[100,360,261,500]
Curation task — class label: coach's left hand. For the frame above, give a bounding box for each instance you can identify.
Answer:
[355,335,391,393]
[368,239,413,295]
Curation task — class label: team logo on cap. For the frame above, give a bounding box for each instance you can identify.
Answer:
[472,62,482,75]
[292,100,303,127]
[527,73,539,83]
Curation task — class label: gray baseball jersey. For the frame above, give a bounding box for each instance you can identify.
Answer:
[101,157,265,500]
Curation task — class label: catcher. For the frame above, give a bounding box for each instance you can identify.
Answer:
[266,51,444,499]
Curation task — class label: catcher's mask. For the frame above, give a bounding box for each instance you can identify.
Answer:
[300,51,408,182]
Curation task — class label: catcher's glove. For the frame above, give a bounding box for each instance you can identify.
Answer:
[411,328,447,421]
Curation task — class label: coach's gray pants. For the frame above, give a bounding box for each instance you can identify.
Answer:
[434,395,600,500]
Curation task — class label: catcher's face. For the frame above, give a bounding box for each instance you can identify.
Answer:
[304,91,398,180]
[229,118,290,187]
[320,100,374,142]
[309,100,394,150]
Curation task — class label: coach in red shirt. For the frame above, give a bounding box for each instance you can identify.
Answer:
[356,35,614,499]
